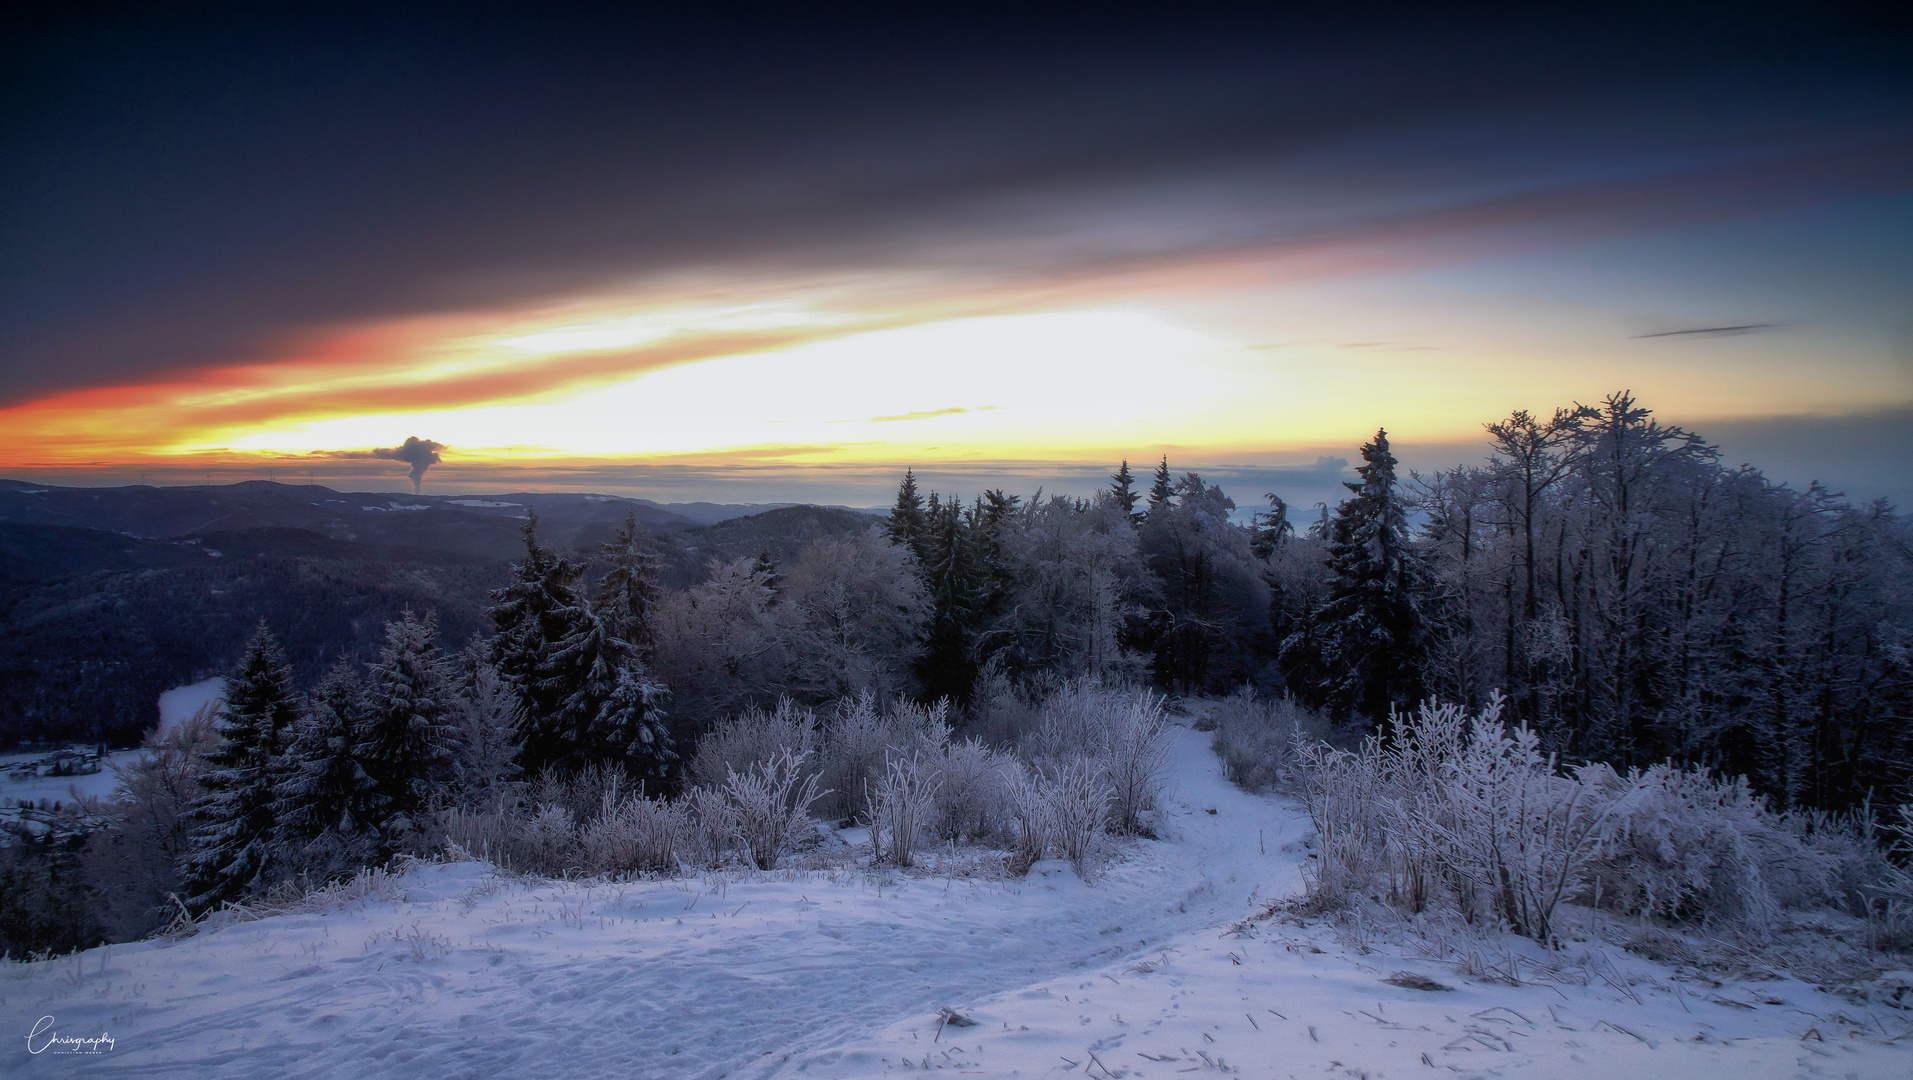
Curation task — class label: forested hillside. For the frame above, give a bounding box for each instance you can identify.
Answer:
[0,485,877,747]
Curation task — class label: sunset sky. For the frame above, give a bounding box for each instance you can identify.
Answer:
[4,7,1910,510]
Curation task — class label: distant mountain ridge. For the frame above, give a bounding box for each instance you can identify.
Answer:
[0,480,877,562]
[0,480,882,748]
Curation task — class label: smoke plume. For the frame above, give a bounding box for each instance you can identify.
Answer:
[373,436,446,493]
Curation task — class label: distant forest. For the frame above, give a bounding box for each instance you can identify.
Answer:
[3,390,1908,814]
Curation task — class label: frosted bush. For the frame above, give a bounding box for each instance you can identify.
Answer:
[1283,694,1902,943]
[580,788,688,875]
[519,804,579,873]
[1207,686,1324,792]
[820,692,947,822]
[1582,764,1863,935]
[721,748,826,870]
[1101,694,1170,835]
[1046,757,1112,878]
[1005,765,1053,874]
[867,752,940,867]
[689,698,818,791]
[683,785,737,869]
[1294,696,1626,940]
[931,738,1015,842]
[1292,738,1389,907]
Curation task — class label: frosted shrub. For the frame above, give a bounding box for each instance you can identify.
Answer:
[1029,681,1107,762]
[1047,757,1113,878]
[1021,681,1170,837]
[821,692,948,822]
[1417,705,1617,942]
[689,698,818,791]
[1005,765,1053,874]
[520,804,579,873]
[721,748,826,870]
[1293,696,1628,940]
[964,668,1042,748]
[932,738,1015,842]
[867,752,940,867]
[1209,686,1310,792]
[1582,765,1859,934]
[580,788,688,875]
[1292,738,1389,907]
[1102,695,1170,835]
[683,785,738,869]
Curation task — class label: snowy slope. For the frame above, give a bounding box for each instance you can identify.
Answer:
[6,727,1907,1078]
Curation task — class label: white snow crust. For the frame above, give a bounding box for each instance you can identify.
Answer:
[5,727,1907,1078]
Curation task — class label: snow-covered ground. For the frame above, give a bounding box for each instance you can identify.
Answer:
[1,679,224,820]
[156,678,224,737]
[6,725,1908,1077]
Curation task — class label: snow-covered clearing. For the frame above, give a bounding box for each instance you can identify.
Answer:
[156,678,225,737]
[7,726,1908,1078]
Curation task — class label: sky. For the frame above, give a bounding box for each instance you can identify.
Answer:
[3,5,1910,511]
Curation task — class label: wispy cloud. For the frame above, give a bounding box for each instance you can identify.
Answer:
[1633,324,1779,339]
[864,406,1001,423]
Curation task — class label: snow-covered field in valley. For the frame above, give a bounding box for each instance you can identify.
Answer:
[6,725,1908,1078]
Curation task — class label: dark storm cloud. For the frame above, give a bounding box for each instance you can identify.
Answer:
[3,7,1910,403]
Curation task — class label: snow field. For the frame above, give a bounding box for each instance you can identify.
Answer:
[5,725,1907,1079]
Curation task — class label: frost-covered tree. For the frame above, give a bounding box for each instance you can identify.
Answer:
[182,621,300,910]
[1145,456,1175,518]
[653,554,788,726]
[448,656,524,808]
[489,513,588,727]
[783,528,932,699]
[1250,493,1294,560]
[592,663,673,777]
[1293,428,1427,723]
[1109,460,1143,526]
[490,514,662,775]
[989,493,1152,683]
[357,611,457,836]
[1139,472,1268,692]
[595,511,663,660]
[887,468,929,560]
[274,661,382,874]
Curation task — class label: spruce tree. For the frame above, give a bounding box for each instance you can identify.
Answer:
[447,657,524,809]
[593,663,673,777]
[182,621,300,910]
[1250,493,1293,559]
[1146,456,1175,518]
[1300,428,1427,724]
[887,468,929,560]
[595,511,663,659]
[357,611,456,837]
[917,493,984,700]
[540,601,627,773]
[489,513,589,743]
[274,661,381,873]
[1109,460,1142,525]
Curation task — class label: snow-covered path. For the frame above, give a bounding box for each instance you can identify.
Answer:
[4,725,1307,1079]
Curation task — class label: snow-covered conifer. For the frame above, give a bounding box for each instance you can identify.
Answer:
[886,468,929,560]
[357,611,457,836]
[274,661,381,874]
[449,658,524,808]
[595,511,663,659]
[182,621,300,910]
[1297,428,1428,723]
[1109,459,1143,526]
